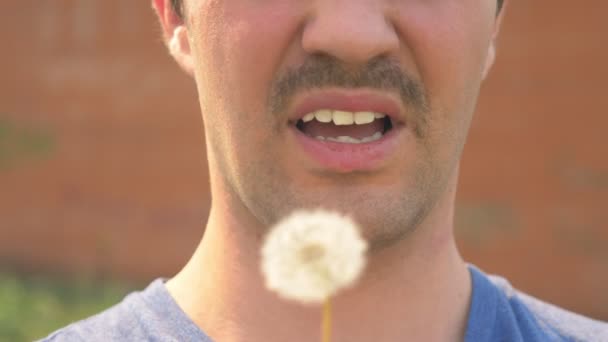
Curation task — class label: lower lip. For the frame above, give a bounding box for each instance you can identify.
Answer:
[290,126,402,172]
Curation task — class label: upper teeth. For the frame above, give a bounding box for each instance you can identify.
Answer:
[301,110,386,125]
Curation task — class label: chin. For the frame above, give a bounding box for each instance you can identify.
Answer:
[264,191,427,246]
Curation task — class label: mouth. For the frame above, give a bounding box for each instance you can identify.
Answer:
[294,109,393,144]
[287,90,406,172]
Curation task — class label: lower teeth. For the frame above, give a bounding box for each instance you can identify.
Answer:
[316,131,383,144]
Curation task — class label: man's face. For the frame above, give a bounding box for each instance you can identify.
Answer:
[179,0,501,246]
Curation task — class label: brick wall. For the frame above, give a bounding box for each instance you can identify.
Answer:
[1,1,606,320]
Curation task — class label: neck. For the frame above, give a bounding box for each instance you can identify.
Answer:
[167,179,471,342]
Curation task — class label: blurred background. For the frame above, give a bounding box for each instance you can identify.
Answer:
[0,1,606,340]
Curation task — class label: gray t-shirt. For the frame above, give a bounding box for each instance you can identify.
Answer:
[40,266,608,341]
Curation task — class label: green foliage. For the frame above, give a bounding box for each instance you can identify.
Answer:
[0,271,137,342]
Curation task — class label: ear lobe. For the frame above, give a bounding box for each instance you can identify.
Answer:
[152,0,194,75]
[482,0,507,80]
[152,0,182,40]
[169,26,195,75]
[481,43,496,80]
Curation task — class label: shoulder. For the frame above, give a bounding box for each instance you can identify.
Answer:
[39,294,143,341]
[38,279,210,342]
[467,264,608,342]
[38,280,158,342]
[489,274,608,341]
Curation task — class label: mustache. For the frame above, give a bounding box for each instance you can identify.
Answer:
[268,55,429,138]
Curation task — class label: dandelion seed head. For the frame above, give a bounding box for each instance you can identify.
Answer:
[261,209,368,304]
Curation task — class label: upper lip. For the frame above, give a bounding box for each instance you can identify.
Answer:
[288,89,406,125]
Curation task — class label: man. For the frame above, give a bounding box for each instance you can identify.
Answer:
[43,0,608,341]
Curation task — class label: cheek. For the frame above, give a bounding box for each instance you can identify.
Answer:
[198,2,304,125]
[390,2,495,164]
[392,1,495,109]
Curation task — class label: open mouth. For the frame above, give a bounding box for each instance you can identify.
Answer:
[294,110,393,144]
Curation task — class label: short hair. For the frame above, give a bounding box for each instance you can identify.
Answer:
[170,0,504,20]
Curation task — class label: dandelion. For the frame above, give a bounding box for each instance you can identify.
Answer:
[261,209,368,342]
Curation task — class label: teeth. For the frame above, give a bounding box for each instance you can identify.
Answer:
[332,111,355,125]
[315,136,325,141]
[314,110,333,123]
[374,113,386,119]
[327,136,361,143]
[361,131,383,143]
[302,110,387,125]
[302,112,315,122]
[323,131,383,144]
[354,111,375,125]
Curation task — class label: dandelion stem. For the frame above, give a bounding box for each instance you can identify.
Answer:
[322,298,332,342]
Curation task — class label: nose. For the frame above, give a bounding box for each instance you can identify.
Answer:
[302,1,400,66]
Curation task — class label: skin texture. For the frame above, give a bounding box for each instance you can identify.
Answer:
[153,0,507,341]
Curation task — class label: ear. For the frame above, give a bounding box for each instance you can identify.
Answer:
[152,0,194,75]
[482,0,508,80]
